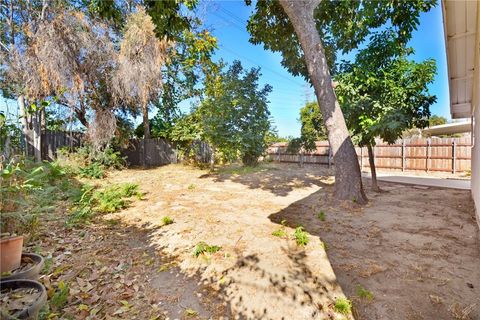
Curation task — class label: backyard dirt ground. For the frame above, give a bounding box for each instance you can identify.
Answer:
[100,162,480,320]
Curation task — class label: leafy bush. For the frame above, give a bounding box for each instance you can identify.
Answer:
[68,183,142,225]
[0,160,75,236]
[94,183,142,213]
[193,242,221,257]
[93,147,126,169]
[79,162,105,179]
[57,145,126,175]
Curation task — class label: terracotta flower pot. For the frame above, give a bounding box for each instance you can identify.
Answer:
[0,235,24,273]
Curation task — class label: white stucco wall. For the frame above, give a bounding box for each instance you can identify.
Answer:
[472,106,479,228]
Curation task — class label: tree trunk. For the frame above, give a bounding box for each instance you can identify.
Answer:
[143,103,150,139]
[210,146,215,171]
[32,110,41,162]
[279,0,367,204]
[367,144,380,192]
[18,95,32,158]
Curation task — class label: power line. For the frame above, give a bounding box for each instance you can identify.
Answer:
[209,5,305,88]
[218,6,246,26]
[220,45,305,87]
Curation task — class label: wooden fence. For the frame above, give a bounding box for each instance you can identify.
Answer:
[121,139,212,167]
[267,137,472,173]
[41,131,83,161]
[122,138,178,167]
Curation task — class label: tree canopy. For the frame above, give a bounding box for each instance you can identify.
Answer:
[200,60,273,166]
[335,32,437,148]
[334,30,436,190]
[429,115,447,127]
[247,0,437,80]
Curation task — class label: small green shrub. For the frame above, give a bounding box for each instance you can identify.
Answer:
[272,228,287,238]
[187,184,196,190]
[333,297,352,315]
[50,281,70,311]
[94,146,126,169]
[79,162,105,179]
[356,285,374,301]
[293,226,309,246]
[317,211,326,221]
[67,183,142,226]
[162,216,174,225]
[193,242,221,257]
[94,183,142,213]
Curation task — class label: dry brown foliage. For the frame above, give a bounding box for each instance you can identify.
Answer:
[112,7,172,138]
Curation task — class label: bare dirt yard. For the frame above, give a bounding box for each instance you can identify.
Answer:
[98,162,480,320]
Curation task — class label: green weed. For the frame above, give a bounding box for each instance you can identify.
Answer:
[185,308,198,317]
[333,297,352,315]
[193,242,221,257]
[162,216,174,225]
[187,184,196,190]
[50,281,70,311]
[317,211,326,221]
[42,256,53,274]
[293,226,309,246]
[272,228,287,238]
[94,183,142,213]
[356,285,374,301]
[67,183,142,226]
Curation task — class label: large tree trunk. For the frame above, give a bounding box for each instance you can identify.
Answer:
[142,103,150,139]
[279,0,367,204]
[366,144,380,192]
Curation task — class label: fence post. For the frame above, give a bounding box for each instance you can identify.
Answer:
[140,139,146,167]
[452,140,456,174]
[401,140,406,172]
[426,138,431,172]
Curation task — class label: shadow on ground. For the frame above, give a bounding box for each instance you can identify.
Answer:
[204,163,334,197]
[268,182,480,320]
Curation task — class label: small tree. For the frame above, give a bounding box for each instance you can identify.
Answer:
[200,60,272,167]
[113,7,171,139]
[287,102,326,166]
[335,32,437,191]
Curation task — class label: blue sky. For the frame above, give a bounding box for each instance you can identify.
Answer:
[1,1,450,138]
[199,0,450,138]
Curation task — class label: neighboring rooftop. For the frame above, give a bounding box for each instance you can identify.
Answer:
[422,119,472,135]
[442,0,477,119]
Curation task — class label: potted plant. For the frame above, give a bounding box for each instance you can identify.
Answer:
[0,234,24,273]
[0,279,47,319]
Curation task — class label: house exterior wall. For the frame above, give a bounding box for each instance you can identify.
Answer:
[471,3,480,229]
[472,104,479,228]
